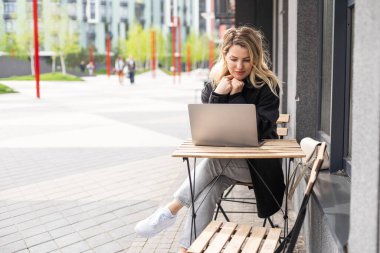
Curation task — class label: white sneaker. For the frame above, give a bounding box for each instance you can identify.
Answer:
[135,207,177,238]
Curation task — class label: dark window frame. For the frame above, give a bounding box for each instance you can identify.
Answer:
[318,0,354,175]
[343,0,355,176]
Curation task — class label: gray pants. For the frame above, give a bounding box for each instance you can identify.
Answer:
[173,158,251,249]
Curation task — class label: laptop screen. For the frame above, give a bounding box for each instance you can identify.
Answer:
[188,104,259,147]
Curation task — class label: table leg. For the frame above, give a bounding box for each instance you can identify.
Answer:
[284,158,294,237]
[183,157,232,244]
[184,157,197,242]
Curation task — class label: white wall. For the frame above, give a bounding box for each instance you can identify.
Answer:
[349,0,380,252]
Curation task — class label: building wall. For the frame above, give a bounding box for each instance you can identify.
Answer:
[279,0,380,252]
[289,0,341,250]
[0,0,202,55]
[349,0,380,252]
[294,0,320,141]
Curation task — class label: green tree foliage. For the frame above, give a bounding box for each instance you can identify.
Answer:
[15,17,42,74]
[0,33,18,56]
[119,22,149,68]
[45,3,80,74]
[183,31,214,69]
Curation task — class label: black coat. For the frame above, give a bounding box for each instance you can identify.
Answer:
[201,80,285,218]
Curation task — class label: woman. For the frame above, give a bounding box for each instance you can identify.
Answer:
[135,26,285,252]
[115,56,125,85]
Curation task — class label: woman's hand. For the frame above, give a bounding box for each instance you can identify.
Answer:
[230,78,244,95]
[214,75,233,95]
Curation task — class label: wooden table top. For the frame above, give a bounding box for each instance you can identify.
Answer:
[172,139,305,159]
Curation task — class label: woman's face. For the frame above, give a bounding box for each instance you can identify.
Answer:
[225,45,253,81]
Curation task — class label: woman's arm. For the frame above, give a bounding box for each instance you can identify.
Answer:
[201,82,229,104]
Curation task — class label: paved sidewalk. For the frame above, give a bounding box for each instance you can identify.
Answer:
[0,71,301,253]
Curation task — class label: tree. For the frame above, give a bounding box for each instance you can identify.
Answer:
[45,4,80,75]
[183,31,212,69]
[120,22,150,68]
[16,18,41,75]
[0,33,18,56]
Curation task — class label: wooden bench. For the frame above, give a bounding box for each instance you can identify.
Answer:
[189,142,327,253]
[188,221,281,253]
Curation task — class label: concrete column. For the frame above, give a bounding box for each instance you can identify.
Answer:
[286,0,297,138]
[294,0,320,140]
[349,0,380,252]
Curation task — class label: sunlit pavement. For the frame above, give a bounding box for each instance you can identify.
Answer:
[0,71,299,253]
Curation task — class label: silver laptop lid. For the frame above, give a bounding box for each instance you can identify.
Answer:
[188,104,259,147]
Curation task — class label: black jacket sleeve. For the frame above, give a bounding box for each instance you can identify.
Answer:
[201,82,229,104]
[228,92,246,104]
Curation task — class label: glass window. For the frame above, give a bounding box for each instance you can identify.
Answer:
[347,7,354,158]
[4,3,16,14]
[320,0,334,135]
[343,4,354,175]
[90,0,96,19]
[5,20,14,33]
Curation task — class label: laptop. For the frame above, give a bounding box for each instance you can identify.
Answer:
[188,104,259,147]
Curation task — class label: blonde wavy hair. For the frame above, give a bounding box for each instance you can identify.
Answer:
[210,26,280,96]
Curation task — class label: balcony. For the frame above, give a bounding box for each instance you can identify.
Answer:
[69,13,77,20]
[3,13,16,20]
[120,0,127,7]
[120,16,128,22]
[87,31,96,41]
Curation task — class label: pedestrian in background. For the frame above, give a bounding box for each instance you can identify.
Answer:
[86,61,95,76]
[126,56,136,85]
[79,60,86,73]
[115,56,125,85]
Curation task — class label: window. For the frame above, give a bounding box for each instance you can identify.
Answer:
[343,1,355,175]
[319,0,334,136]
[318,0,354,175]
[4,2,16,14]
[5,20,14,33]
[86,0,100,23]
[90,0,96,20]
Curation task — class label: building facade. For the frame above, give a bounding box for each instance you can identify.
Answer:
[241,0,379,252]
[0,0,208,55]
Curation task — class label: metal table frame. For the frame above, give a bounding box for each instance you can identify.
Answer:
[172,139,305,244]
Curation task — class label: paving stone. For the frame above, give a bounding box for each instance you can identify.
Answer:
[0,225,18,237]
[50,225,76,239]
[19,225,46,238]
[24,232,52,248]
[60,241,91,253]
[28,240,58,253]
[70,219,97,232]
[78,225,104,239]
[125,247,141,253]
[44,218,70,231]
[93,241,123,253]
[0,232,23,247]
[54,232,83,248]
[85,233,113,248]
[0,240,27,253]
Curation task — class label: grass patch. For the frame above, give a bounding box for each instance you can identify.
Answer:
[0,83,17,94]
[0,73,83,81]
[160,68,175,76]
[95,68,150,75]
